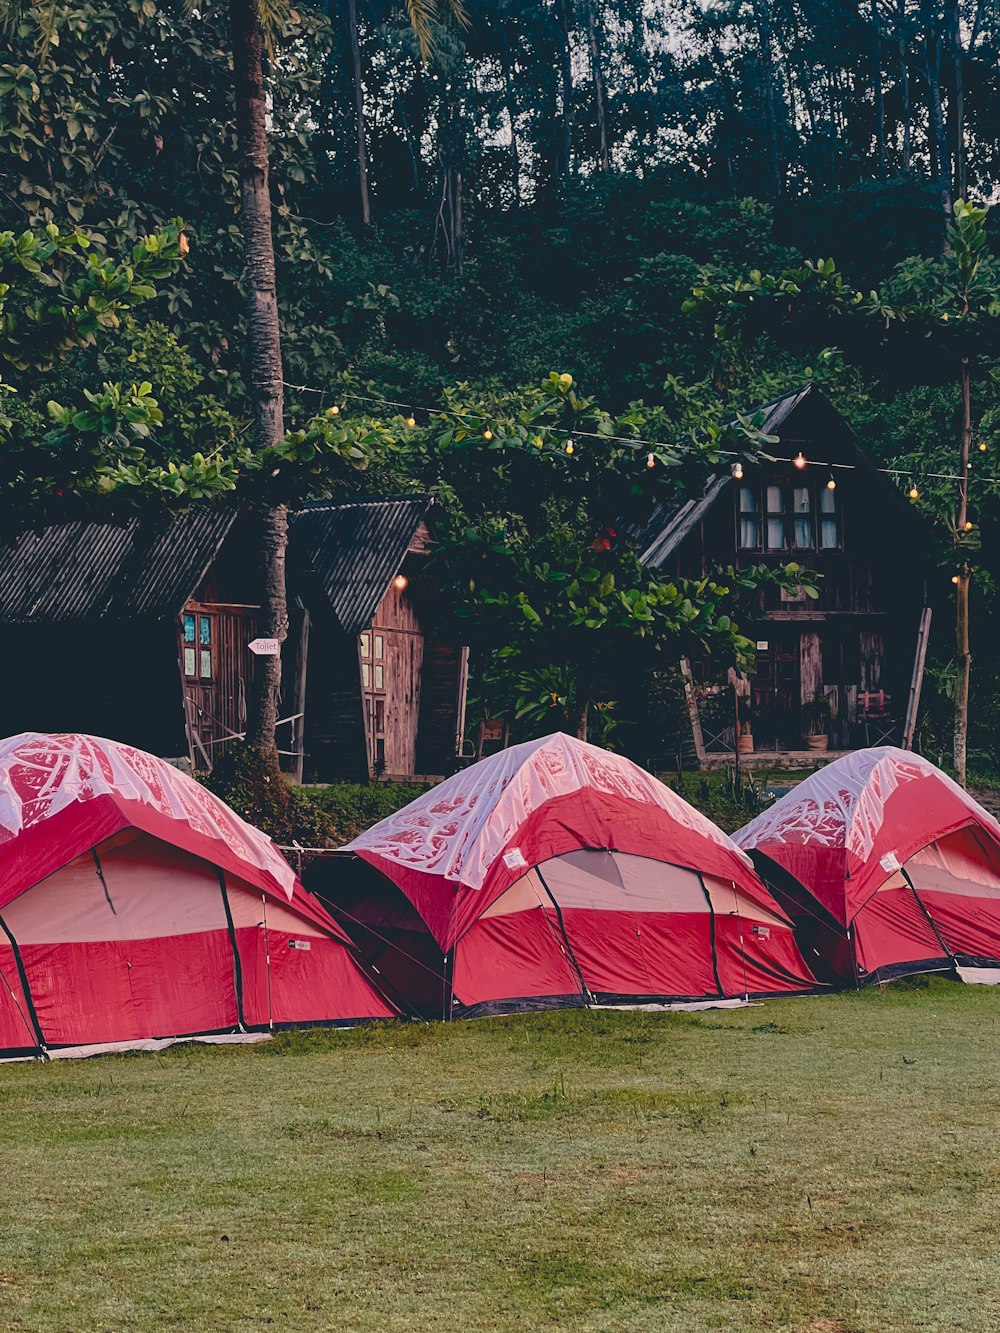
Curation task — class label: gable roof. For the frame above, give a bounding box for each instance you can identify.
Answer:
[0,509,237,625]
[290,495,433,634]
[638,384,925,569]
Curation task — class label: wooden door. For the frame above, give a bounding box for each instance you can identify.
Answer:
[179,603,258,768]
[751,629,801,750]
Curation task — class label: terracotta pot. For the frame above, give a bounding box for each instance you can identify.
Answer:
[805,734,829,752]
[737,734,754,755]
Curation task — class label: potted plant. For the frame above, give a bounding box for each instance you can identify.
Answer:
[801,690,832,752]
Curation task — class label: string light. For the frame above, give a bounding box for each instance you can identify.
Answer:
[964,520,974,531]
[483,429,493,441]
[952,574,961,584]
[392,573,409,591]
[826,472,837,491]
[646,453,655,469]
[732,461,744,480]
[281,382,1000,487]
[908,484,920,500]
[405,414,416,429]
[565,439,574,455]
[329,404,340,416]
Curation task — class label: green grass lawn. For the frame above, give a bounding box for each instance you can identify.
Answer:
[1,982,998,1332]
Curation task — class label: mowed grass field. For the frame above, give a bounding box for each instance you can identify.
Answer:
[1,982,998,1332]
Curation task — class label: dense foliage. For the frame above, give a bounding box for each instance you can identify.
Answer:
[2,0,998,764]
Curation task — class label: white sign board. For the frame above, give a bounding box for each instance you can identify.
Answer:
[248,637,280,657]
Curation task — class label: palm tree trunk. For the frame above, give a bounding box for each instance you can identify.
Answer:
[346,0,372,224]
[954,353,972,786]
[229,0,288,757]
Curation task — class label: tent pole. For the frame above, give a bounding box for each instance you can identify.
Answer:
[261,893,274,1031]
[535,867,591,1005]
[696,873,725,999]
[0,912,46,1055]
[218,869,248,1032]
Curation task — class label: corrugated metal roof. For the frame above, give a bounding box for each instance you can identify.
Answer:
[290,495,432,634]
[640,386,844,569]
[0,509,237,624]
[639,476,732,569]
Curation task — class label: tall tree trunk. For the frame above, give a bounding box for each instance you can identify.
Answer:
[954,353,972,786]
[434,103,464,274]
[500,21,522,206]
[394,91,422,193]
[872,0,887,178]
[923,31,952,242]
[899,32,911,170]
[571,657,592,741]
[346,0,372,224]
[586,5,610,171]
[556,0,574,177]
[229,0,288,758]
[949,0,965,199]
[752,0,783,197]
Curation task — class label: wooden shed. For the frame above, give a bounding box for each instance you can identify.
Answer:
[0,496,468,782]
[289,496,469,782]
[639,386,934,766]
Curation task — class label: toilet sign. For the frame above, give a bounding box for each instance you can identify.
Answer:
[248,637,280,656]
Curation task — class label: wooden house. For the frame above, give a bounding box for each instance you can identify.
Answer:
[288,497,469,781]
[639,386,934,766]
[0,496,467,782]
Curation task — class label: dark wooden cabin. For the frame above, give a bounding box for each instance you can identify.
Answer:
[640,386,934,766]
[289,497,469,782]
[0,496,467,782]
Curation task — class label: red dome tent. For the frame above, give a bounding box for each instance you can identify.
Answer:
[734,746,1000,985]
[306,733,817,1017]
[0,733,397,1058]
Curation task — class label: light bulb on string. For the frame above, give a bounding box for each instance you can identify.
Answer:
[329,404,340,416]
[979,442,988,453]
[483,429,494,442]
[392,573,409,591]
[952,574,961,585]
[793,451,808,470]
[405,414,416,429]
[908,483,920,500]
[732,461,744,480]
[565,439,574,455]
[964,520,974,531]
[826,472,837,491]
[646,453,655,469]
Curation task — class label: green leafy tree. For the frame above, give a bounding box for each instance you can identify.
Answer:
[400,370,816,740]
[687,200,1000,784]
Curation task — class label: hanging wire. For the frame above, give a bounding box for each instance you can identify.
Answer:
[281,381,1000,486]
